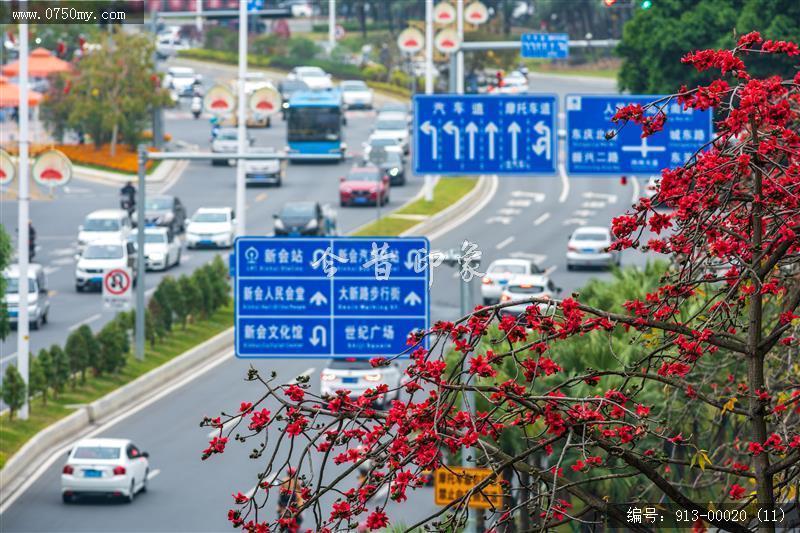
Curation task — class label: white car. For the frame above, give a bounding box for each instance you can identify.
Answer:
[498,274,559,318]
[245,147,285,187]
[340,80,373,110]
[320,357,402,409]
[211,127,253,166]
[186,207,236,249]
[164,66,200,97]
[143,227,181,271]
[481,258,544,304]
[566,226,621,270]
[3,263,49,330]
[495,70,528,94]
[288,66,333,91]
[77,209,133,253]
[62,438,150,503]
[371,116,410,154]
[75,239,137,292]
[155,36,189,60]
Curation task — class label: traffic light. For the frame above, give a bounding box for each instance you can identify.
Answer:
[641,0,653,8]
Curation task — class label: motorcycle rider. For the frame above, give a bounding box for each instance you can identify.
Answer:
[120,181,136,214]
[191,85,203,119]
[28,220,36,260]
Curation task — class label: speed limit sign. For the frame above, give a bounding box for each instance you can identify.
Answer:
[103,268,132,310]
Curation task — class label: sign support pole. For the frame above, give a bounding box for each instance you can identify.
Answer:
[423,0,434,203]
[236,0,247,237]
[135,146,147,361]
[328,0,336,52]
[460,256,476,533]
[17,21,30,420]
[456,0,464,95]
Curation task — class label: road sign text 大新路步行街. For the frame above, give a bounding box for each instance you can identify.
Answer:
[234,237,430,358]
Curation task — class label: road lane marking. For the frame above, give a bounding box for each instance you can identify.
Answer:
[0,352,17,365]
[429,175,498,242]
[573,210,595,217]
[544,265,558,276]
[533,212,550,226]
[50,247,76,256]
[507,199,531,208]
[558,163,570,203]
[43,266,60,275]
[255,192,268,203]
[583,192,617,203]
[52,257,74,266]
[495,237,514,250]
[244,472,280,498]
[581,201,606,209]
[486,216,511,225]
[563,218,588,226]
[632,176,641,204]
[0,348,237,515]
[68,313,101,332]
[147,468,161,481]
[511,191,545,202]
[497,208,520,216]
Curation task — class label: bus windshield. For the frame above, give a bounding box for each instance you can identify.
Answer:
[288,107,341,142]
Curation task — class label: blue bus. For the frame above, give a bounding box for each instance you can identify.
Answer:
[286,91,345,161]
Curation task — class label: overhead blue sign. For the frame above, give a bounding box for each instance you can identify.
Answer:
[566,94,714,176]
[234,237,430,358]
[521,33,569,59]
[247,0,265,11]
[413,95,557,175]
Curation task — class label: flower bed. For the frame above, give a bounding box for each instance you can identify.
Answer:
[3,143,156,174]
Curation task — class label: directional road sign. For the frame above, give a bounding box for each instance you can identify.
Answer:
[413,95,557,175]
[521,33,569,59]
[234,237,430,358]
[565,94,714,176]
[247,0,264,11]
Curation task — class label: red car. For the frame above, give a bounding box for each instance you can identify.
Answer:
[339,166,389,207]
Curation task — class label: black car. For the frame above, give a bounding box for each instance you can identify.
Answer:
[370,148,406,186]
[273,201,335,236]
[277,79,309,120]
[135,195,187,234]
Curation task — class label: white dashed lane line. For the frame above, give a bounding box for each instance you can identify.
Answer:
[495,237,515,250]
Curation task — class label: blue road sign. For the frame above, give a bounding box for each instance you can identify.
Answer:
[234,237,430,358]
[247,0,265,11]
[565,94,714,176]
[521,33,569,59]
[413,95,557,175]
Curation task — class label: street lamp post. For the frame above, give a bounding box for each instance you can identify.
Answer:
[236,0,247,238]
[17,21,31,420]
[423,0,434,203]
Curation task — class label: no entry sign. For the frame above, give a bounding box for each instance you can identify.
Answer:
[103,267,132,310]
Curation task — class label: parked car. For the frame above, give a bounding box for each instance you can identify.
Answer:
[211,127,253,166]
[277,79,309,119]
[566,226,620,270]
[185,207,236,249]
[2,263,49,330]
[75,239,137,292]
[62,438,150,503]
[481,258,544,304]
[287,66,333,91]
[340,166,389,207]
[320,357,402,409]
[498,274,560,318]
[340,80,374,110]
[371,115,410,154]
[245,147,286,187]
[134,195,187,235]
[77,209,133,253]
[163,66,200,96]
[143,227,182,271]
[273,201,336,236]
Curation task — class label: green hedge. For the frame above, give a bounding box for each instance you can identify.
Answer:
[311,22,394,33]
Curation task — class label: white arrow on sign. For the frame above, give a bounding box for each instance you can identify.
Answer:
[405,249,423,270]
[310,291,328,306]
[485,122,498,160]
[583,192,618,204]
[309,325,327,347]
[420,121,438,160]
[465,122,478,160]
[507,121,521,161]
[443,121,461,160]
[532,120,552,160]
[403,291,422,306]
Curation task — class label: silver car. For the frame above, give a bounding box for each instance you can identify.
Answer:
[481,258,544,304]
[245,148,285,187]
[498,274,559,318]
[566,226,620,270]
[320,358,402,409]
[3,263,50,330]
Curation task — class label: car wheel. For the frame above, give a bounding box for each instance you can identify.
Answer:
[75,284,83,293]
[266,117,271,128]
[141,469,149,493]
[567,264,574,271]
[42,311,48,324]
[62,493,73,504]
[126,480,135,503]
[175,248,182,266]
[31,316,40,330]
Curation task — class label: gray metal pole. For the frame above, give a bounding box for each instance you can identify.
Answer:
[235,0,247,238]
[456,0,464,95]
[328,0,336,51]
[17,21,30,420]
[135,145,147,360]
[448,52,457,94]
[423,0,434,203]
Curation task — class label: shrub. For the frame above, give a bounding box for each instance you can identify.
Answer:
[389,69,410,88]
[178,274,203,324]
[152,280,175,333]
[362,64,388,81]
[64,327,89,387]
[29,355,47,408]
[1,365,27,420]
[96,322,128,374]
[34,348,52,404]
[49,344,70,395]
[146,299,167,347]
[288,37,319,60]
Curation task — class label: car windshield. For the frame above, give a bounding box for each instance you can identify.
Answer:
[3,277,36,293]
[73,446,121,460]
[489,263,526,274]
[346,169,380,182]
[84,244,123,259]
[145,233,167,243]
[145,197,172,210]
[381,104,406,113]
[171,71,194,78]
[327,358,372,370]
[84,218,120,232]
[298,68,325,77]
[287,107,341,142]
[217,129,238,140]
[342,81,367,91]
[574,231,609,241]
[193,212,228,223]
[281,80,308,93]
[375,119,406,130]
[280,203,315,218]
[508,284,545,294]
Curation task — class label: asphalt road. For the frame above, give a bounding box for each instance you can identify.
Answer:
[0,66,666,532]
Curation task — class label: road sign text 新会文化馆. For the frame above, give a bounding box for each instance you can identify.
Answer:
[234,237,430,358]
[413,95,557,175]
[521,33,569,59]
[565,95,714,176]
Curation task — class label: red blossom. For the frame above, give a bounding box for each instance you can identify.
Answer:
[365,510,389,530]
[728,484,746,500]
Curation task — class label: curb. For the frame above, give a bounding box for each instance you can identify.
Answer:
[0,327,233,507]
[72,158,185,188]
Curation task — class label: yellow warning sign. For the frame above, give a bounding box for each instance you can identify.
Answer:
[433,466,504,510]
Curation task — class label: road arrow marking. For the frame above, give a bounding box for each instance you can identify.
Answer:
[310,291,328,306]
[403,291,422,306]
[420,121,438,160]
[511,191,545,202]
[485,122,498,159]
[310,325,327,347]
[507,121,521,160]
[583,192,618,203]
[563,218,588,226]
[465,121,478,159]
[533,212,550,226]
[531,120,552,160]
[443,121,461,160]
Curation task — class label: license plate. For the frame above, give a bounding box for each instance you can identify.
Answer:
[90,277,102,283]
[83,470,102,478]
[200,240,213,245]
[342,377,358,384]
[582,248,595,253]
[9,310,17,317]
[354,197,368,204]
[499,279,508,285]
